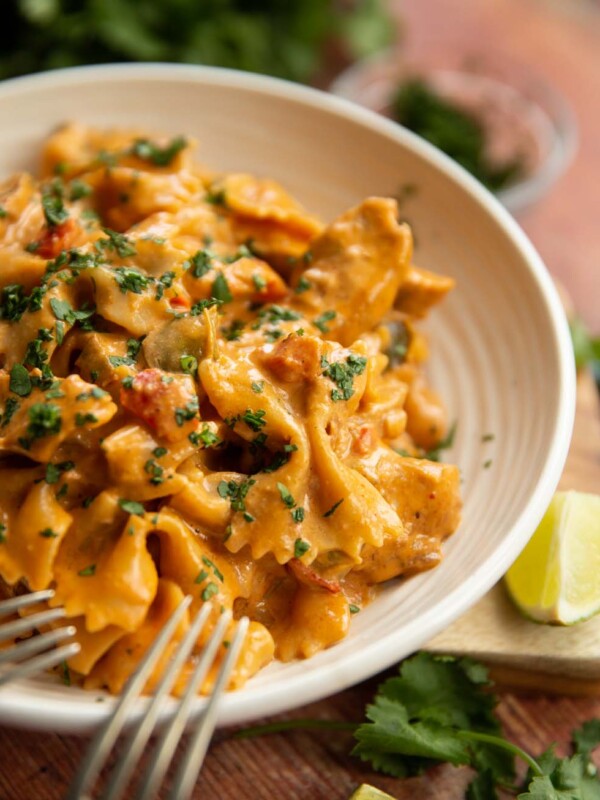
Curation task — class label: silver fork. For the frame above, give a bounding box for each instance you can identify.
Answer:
[0,589,80,686]
[67,596,249,800]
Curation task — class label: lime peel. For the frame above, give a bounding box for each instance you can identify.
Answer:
[505,491,600,625]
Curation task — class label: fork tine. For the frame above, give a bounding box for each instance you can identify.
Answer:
[169,615,249,800]
[0,641,80,686]
[0,607,66,643]
[101,603,213,800]
[133,609,234,800]
[0,589,55,618]
[0,625,76,665]
[65,595,192,800]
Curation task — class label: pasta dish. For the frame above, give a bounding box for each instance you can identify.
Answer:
[0,126,461,693]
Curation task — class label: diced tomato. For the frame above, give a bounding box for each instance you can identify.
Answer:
[35,218,78,259]
[352,425,375,456]
[169,296,190,310]
[287,558,341,594]
[120,368,199,443]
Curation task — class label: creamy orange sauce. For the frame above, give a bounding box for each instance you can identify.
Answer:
[0,125,461,693]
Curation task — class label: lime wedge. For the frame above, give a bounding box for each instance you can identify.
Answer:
[349,786,397,800]
[505,491,600,624]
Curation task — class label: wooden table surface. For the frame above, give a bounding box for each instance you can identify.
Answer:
[1,1,599,798]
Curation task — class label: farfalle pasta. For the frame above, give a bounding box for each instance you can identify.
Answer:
[0,125,461,692]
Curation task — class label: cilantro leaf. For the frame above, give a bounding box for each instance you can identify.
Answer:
[466,770,499,800]
[573,720,600,763]
[519,754,600,799]
[354,695,470,773]
[352,653,515,785]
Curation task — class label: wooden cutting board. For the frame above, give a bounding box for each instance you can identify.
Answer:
[425,369,600,693]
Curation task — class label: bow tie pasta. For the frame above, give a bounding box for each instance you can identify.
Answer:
[0,126,461,693]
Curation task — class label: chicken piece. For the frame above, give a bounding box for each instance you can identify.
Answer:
[120,368,199,444]
[291,198,412,346]
[355,453,461,584]
[261,333,322,383]
[395,264,455,318]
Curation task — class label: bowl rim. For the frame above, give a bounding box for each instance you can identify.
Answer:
[0,62,576,732]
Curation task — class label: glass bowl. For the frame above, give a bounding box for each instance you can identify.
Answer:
[330,49,577,215]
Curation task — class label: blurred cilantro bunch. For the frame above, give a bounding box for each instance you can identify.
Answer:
[2,0,393,83]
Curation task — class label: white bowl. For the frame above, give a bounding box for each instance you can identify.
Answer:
[0,64,575,733]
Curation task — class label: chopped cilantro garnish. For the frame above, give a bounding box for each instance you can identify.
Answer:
[201,581,219,601]
[321,353,367,402]
[153,446,168,458]
[295,276,312,294]
[0,207,7,218]
[144,458,164,485]
[25,402,61,442]
[50,297,95,326]
[251,381,264,394]
[198,425,221,448]
[221,319,245,341]
[241,408,266,432]
[202,555,224,583]
[39,527,59,538]
[190,297,222,316]
[154,271,175,300]
[45,460,74,484]
[294,538,309,557]
[313,310,337,334]
[211,272,232,303]
[1,398,19,428]
[349,604,361,614]
[78,564,96,577]
[186,249,213,278]
[97,228,137,258]
[42,184,69,227]
[260,305,302,323]
[113,266,149,294]
[174,398,199,426]
[55,320,65,345]
[323,498,344,517]
[252,273,267,291]
[291,507,305,524]
[0,284,27,322]
[76,387,108,401]
[423,422,457,462]
[118,498,145,516]
[69,179,92,201]
[204,188,227,206]
[0,523,6,543]
[217,477,256,513]
[264,328,283,342]
[130,136,187,166]
[75,412,98,427]
[276,482,296,509]
[9,364,32,397]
